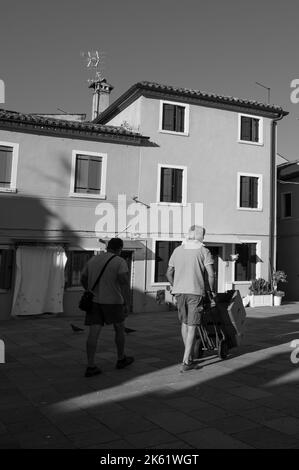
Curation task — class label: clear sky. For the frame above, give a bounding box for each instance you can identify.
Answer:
[1,0,299,160]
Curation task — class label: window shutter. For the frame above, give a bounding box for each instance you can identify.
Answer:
[252,118,259,142]
[75,155,89,192]
[240,176,250,207]
[172,169,183,203]
[88,157,102,193]
[175,106,185,132]
[154,240,181,283]
[251,177,258,208]
[162,104,175,131]
[0,146,12,187]
[241,117,251,141]
[0,250,14,289]
[160,168,173,202]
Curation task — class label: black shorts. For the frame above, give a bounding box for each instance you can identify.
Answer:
[85,302,126,326]
[176,294,204,326]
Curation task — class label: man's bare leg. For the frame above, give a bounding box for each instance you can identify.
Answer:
[113,321,125,360]
[182,325,196,364]
[86,324,102,367]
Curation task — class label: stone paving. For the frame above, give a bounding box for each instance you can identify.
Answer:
[0,302,299,449]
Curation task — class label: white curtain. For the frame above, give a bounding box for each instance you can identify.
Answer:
[11,246,67,317]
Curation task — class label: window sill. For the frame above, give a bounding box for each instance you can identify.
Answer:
[159,129,189,137]
[237,207,263,212]
[0,289,10,294]
[69,193,106,200]
[0,188,17,193]
[155,202,187,207]
[237,139,264,147]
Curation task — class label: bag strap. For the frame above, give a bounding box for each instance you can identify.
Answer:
[91,254,117,293]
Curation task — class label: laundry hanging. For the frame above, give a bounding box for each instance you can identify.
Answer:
[11,245,67,316]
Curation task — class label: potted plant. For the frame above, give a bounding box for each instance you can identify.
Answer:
[248,278,273,307]
[271,270,287,306]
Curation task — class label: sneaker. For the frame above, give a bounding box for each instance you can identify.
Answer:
[180,362,197,373]
[116,356,134,369]
[84,366,102,377]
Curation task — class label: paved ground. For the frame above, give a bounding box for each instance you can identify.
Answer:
[0,302,299,449]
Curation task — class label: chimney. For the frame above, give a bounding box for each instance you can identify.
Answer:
[89,78,113,121]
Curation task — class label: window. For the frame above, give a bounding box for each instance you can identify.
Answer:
[239,114,263,144]
[0,249,14,290]
[158,164,187,204]
[0,142,19,192]
[70,150,107,198]
[159,101,189,135]
[282,192,292,218]
[238,173,262,210]
[234,243,257,282]
[65,251,94,288]
[154,240,181,283]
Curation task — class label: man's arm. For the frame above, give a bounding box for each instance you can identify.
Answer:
[166,266,175,286]
[205,263,216,296]
[118,272,131,310]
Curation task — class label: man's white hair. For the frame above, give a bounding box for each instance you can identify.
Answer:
[187,225,205,242]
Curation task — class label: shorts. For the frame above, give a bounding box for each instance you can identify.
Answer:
[175,294,204,326]
[85,302,126,326]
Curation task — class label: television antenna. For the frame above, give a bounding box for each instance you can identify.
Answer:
[255,81,271,104]
[80,50,106,85]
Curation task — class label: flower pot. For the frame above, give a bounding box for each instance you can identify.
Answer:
[249,294,273,308]
[274,295,282,306]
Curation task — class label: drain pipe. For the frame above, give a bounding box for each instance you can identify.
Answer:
[269,112,286,279]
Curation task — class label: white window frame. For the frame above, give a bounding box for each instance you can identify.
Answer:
[0,141,19,193]
[238,113,263,146]
[157,163,187,205]
[159,100,190,136]
[232,240,261,284]
[237,172,263,211]
[281,192,292,219]
[69,150,107,199]
[151,237,183,286]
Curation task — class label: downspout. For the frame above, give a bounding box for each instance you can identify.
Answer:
[269,112,285,279]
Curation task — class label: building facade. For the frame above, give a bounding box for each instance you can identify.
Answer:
[0,81,288,320]
[277,161,299,300]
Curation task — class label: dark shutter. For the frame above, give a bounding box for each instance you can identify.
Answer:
[88,157,102,193]
[241,116,260,142]
[162,104,185,132]
[154,240,181,283]
[0,250,14,289]
[75,155,101,194]
[162,104,175,131]
[75,155,89,192]
[0,146,13,187]
[160,168,183,203]
[175,106,185,132]
[240,176,258,208]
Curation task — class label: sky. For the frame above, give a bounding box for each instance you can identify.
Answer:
[1,0,299,161]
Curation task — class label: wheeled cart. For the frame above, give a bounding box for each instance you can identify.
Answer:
[193,290,246,360]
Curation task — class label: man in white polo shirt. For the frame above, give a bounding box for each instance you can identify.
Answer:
[166,225,216,372]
